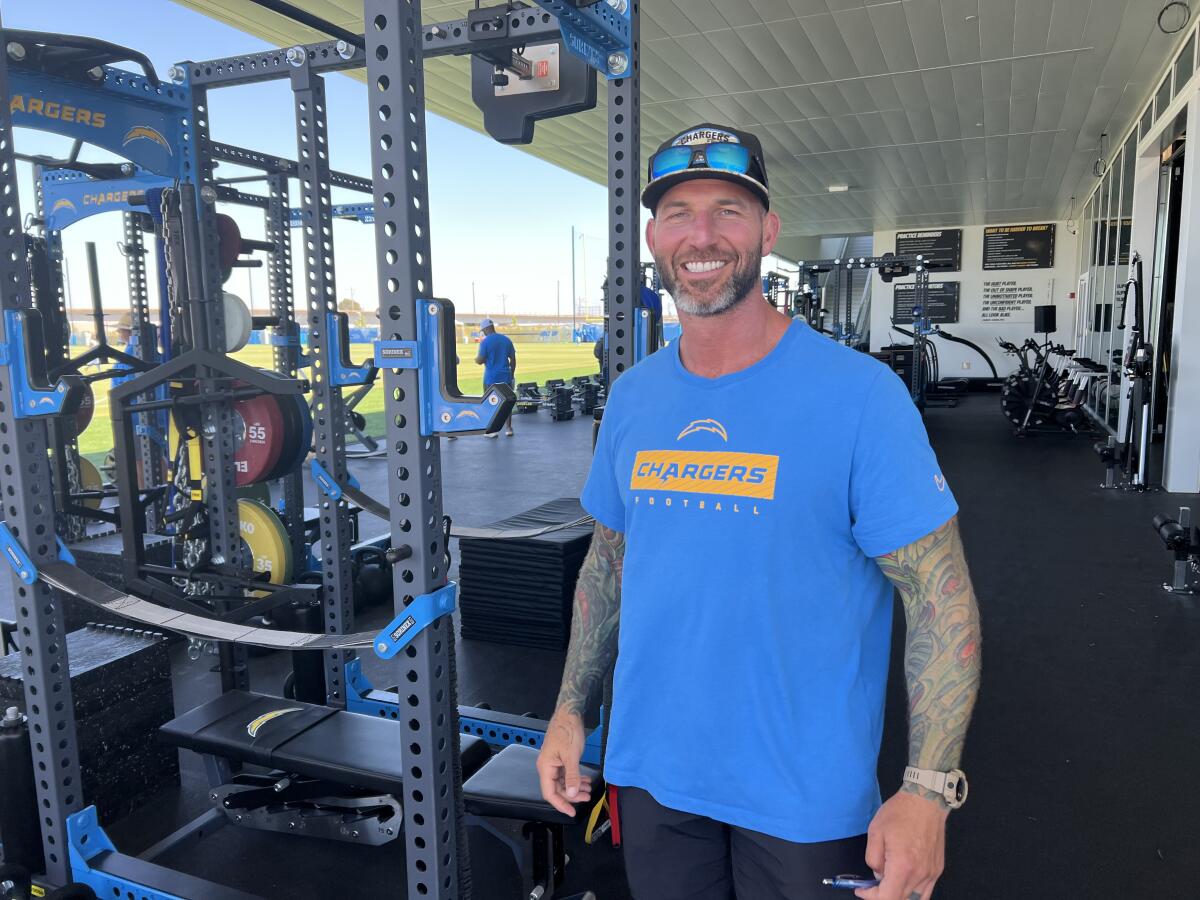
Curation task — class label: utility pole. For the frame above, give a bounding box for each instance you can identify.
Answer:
[556,280,560,320]
[570,226,576,339]
[471,281,476,315]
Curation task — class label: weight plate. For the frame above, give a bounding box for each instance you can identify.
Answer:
[79,456,103,510]
[75,382,95,433]
[217,213,241,280]
[232,393,284,486]
[238,498,292,597]
[264,392,302,482]
[224,291,252,353]
[285,394,314,474]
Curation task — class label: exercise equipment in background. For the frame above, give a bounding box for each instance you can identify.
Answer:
[1151,506,1200,594]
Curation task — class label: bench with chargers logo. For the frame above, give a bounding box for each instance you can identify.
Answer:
[158,690,600,899]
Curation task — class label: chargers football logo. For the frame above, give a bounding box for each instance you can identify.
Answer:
[123,125,172,154]
[246,707,303,738]
[677,418,728,441]
[455,409,481,420]
[673,127,738,146]
[50,198,76,213]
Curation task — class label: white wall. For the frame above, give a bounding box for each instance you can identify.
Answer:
[1162,91,1200,493]
[870,223,1079,380]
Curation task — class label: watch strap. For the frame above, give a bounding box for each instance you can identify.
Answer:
[903,766,967,809]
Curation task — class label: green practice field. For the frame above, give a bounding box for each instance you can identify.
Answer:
[74,341,599,462]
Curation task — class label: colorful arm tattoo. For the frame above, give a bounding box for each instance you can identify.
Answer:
[875,516,982,801]
[555,522,625,717]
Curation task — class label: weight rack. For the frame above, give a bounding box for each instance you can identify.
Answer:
[2,1,640,897]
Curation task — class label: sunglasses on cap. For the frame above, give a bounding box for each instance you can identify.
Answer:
[649,142,762,181]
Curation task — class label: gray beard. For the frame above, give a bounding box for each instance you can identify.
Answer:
[659,251,763,318]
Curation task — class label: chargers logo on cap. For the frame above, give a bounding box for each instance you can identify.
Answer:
[673,127,738,147]
[123,125,172,154]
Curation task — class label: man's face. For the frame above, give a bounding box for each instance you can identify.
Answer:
[647,179,780,318]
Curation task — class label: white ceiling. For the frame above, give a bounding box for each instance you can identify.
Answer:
[172,0,1198,258]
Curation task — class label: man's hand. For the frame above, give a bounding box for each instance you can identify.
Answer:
[854,791,948,900]
[536,710,593,816]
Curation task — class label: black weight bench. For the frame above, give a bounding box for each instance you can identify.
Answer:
[159,691,601,897]
[465,743,602,900]
[161,690,493,845]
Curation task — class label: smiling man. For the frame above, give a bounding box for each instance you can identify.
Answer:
[537,124,982,900]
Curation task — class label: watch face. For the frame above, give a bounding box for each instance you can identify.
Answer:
[947,770,968,807]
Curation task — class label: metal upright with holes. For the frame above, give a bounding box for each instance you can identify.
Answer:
[364,2,470,893]
[122,209,166,532]
[180,79,247,691]
[291,57,357,705]
[605,1,640,385]
[0,13,83,882]
[33,165,86,544]
[266,171,307,566]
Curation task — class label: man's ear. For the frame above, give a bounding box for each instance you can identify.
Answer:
[646,216,656,256]
[760,209,781,258]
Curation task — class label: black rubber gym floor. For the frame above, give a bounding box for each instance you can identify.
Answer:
[22,396,1200,897]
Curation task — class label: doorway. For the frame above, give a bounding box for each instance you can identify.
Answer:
[1147,138,1185,482]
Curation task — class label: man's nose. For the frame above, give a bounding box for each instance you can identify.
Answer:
[684,212,716,246]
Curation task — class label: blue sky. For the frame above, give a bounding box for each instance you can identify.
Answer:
[4,0,623,319]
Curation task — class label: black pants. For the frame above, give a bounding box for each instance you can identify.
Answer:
[619,786,869,900]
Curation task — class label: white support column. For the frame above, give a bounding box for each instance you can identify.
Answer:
[1163,90,1200,493]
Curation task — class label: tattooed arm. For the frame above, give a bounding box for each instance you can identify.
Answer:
[856,516,981,900]
[555,521,625,715]
[537,522,625,815]
[876,515,982,795]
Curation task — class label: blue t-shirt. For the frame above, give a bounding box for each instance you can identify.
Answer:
[581,319,957,842]
[478,332,515,385]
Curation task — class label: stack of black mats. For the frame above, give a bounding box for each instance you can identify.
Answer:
[0,622,178,824]
[458,498,593,650]
[549,386,575,421]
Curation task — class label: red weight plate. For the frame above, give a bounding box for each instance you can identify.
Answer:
[232,393,284,486]
[74,382,94,433]
[263,392,300,482]
[217,213,242,273]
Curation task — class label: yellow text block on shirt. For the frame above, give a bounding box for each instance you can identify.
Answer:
[630,450,779,500]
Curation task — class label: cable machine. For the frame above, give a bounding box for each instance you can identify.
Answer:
[798,253,936,406]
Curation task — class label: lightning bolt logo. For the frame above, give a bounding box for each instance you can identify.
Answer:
[246,707,303,738]
[455,410,481,420]
[50,198,76,213]
[677,418,728,442]
[123,125,172,154]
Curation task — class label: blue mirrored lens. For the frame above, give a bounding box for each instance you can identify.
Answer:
[649,146,693,179]
[704,143,751,173]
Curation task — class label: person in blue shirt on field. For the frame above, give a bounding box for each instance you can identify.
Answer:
[537,124,982,900]
[475,318,516,438]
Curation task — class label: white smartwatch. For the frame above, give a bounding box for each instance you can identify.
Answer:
[903,766,968,809]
